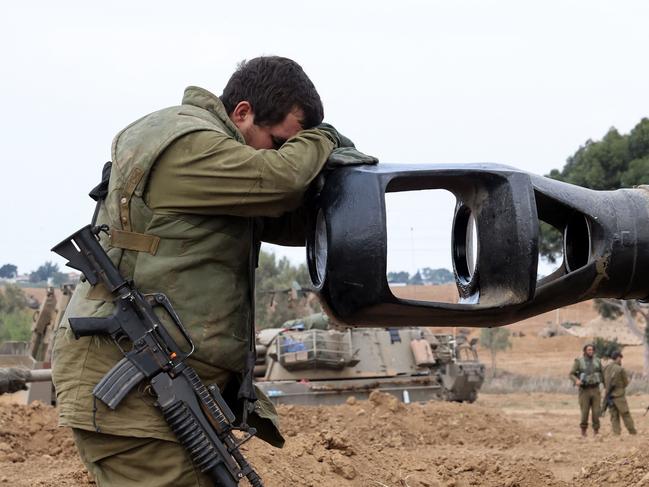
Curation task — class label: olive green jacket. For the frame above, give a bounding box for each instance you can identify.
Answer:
[603,362,630,398]
[52,86,335,446]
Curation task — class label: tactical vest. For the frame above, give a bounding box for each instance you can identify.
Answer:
[83,99,252,375]
[577,356,602,386]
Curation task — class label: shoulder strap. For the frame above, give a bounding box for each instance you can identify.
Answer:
[238,219,260,426]
[89,161,112,226]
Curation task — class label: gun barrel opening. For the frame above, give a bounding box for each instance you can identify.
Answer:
[452,205,479,286]
[563,213,592,272]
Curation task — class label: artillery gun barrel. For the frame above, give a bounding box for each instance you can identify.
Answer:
[308,163,649,327]
[24,368,52,382]
[0,368,52,383]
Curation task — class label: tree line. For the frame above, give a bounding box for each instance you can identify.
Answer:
[0,261,71,285]
[387,267,454,285]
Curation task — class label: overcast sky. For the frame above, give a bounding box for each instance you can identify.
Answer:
[1,0,648,278]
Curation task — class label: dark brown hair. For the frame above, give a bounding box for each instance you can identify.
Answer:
[221,56,324,129]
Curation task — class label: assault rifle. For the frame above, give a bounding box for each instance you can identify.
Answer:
[52,225,262,487]
[600,392,614,417]
[600,371,617,417]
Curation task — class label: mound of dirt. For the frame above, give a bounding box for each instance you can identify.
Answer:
[3,391,630,486]
[0,402,76,461]
[574,446,649,486]
[0,402,90,486]
[246,391,557,486]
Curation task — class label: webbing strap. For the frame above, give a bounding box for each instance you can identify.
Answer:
[119,167,145,231]
[110,228,160,255]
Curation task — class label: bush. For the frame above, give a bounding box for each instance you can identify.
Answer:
[0,310,32,342]
[0,284,32,342]
[592,337,624,359]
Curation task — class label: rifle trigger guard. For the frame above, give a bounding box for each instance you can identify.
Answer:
[143,292,195,359]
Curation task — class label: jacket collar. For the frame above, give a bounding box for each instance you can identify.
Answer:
[182,86,245,143]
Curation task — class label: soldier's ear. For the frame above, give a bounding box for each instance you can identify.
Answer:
[231,101,253,123]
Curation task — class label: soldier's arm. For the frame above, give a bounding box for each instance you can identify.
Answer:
[621,368,630,388]
[258,207,309,246]
[146,129,335,218]
[569,359,580,384]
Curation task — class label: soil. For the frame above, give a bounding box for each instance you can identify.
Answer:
[5,285,646,485]
[2,391,648,486]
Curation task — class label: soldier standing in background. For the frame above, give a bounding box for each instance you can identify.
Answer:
[569,344,602,437]
[602,351,637,435]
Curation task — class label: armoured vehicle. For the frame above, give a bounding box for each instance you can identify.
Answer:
[255,313,485,406]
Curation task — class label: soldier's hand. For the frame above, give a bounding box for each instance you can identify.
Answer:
[316,123,378,167]
[327,147,378,167]
[575,379,582,386]
[316,123,355,148]
[0,368,30,395]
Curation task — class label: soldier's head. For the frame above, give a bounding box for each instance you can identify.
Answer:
[222,56,324,150]
[611,350,623,364]
[583,344,594,357]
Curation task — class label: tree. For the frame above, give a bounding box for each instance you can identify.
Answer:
[542,119,649,262]
[542,118,649,374]
[408,270,424,285]
[592,337,624,360]
[0,264,17,279]
[421,267,454,285]
[254,250,320,329]
[0,284,31,342]
[0,284,28,313]
[387,271,410,284]
[480,327,512,378]
[29,261,61,283]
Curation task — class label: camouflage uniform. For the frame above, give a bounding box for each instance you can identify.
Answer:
[52,86,336,486]
[603,362,637,435]
[569,355,602,433]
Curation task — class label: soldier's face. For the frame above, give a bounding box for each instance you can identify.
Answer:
[230,101,304,150]
[585,346,594,357]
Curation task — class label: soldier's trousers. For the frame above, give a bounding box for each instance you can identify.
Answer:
[609,396,637,435]
[72,429,211,487]
[578,386,601,430]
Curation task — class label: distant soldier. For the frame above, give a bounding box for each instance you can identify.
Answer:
[602,351,637,435]
[569,344,602,436]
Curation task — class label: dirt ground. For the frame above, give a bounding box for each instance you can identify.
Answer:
[5,285,647,486]
[1,391,649,487]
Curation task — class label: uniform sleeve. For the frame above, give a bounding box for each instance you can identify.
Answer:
[146,129,335,218]
[259,207,309,246]
[569,359,580,383]
[621,368,630,388]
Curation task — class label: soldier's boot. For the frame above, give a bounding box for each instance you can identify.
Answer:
[593,429,599,436]
[581,427,587,437]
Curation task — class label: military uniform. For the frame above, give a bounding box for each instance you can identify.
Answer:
[603,361,637,435]
[52,86,336,486]
[569,355,602,434]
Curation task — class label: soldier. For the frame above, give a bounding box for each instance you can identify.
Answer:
[51,56,376,486]
[602,351,637,435]
[569,343,603,436]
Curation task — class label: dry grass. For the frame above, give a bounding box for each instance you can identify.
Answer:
[482,370,649,395]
